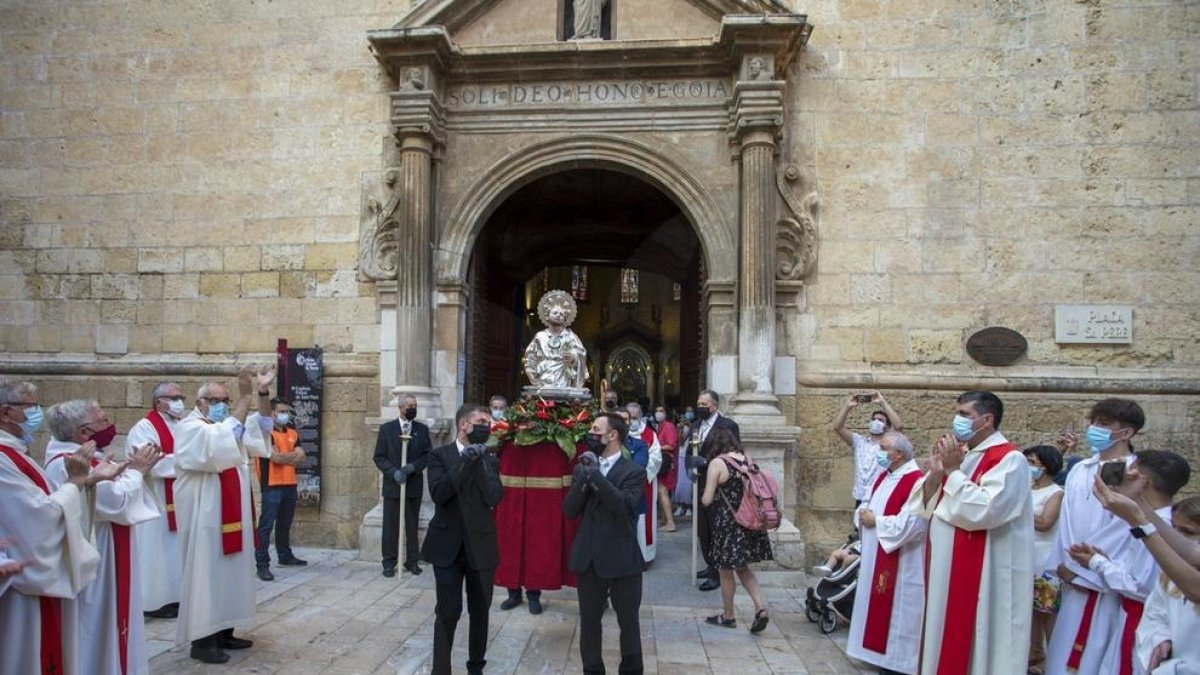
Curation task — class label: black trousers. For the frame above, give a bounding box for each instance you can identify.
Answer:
[432,546,494,675]
[381,495,420,569]
[576,567,643,675]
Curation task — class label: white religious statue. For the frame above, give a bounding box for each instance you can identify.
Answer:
[524,290,588,393]
[571,0,607,40]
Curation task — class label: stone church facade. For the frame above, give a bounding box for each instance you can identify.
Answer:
[1,0,1196,560]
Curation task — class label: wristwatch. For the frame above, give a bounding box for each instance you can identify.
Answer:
[1130,523,1157,539]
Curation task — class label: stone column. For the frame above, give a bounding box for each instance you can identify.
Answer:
[729,71,786,424]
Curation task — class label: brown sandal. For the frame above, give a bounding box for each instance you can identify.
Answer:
[750,609,769,633]
[705,614,736,628]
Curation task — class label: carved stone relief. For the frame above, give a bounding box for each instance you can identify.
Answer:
[358,169,402,281]
[775,164,818,281]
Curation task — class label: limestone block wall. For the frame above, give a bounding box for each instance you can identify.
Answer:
[0,1,400,547]
[783,0,1199,561]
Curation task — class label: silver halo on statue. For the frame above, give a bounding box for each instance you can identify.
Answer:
[522,290,592,402]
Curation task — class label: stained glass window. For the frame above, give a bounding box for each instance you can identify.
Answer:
[571,265,589,302]
[620,268,639,305]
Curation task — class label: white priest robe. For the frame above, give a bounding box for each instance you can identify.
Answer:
[0,429,101,675]
[847,459,927,675]
[1044,454,1137,675]
[1091,505,1173,675]
[1135,578,1200,675]
[125,411,183,612]
[908,431,1033,675]
[44,439,161,675]
[633,423,662,563]
[173,409,270,644]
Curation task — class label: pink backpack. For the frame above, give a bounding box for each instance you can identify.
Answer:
[718,453,781,531]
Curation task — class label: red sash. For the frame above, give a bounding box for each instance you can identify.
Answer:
[145,410,177,531]
[0,444,65,675]
[112,523,132,675]
[1118,597,1144,675]
[640,426,656,547]
[218,467,244,555]
[934,442,1018,675]
[1067,588,1100,670]
[862,467,923,654]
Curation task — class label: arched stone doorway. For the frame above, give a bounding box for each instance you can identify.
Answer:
[460,166,706,408]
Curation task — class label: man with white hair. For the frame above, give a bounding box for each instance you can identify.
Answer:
[126,381,188,619]
[0,378,110,675]
[174,366,275,663]
[44,399,162,675]
[626,402,662,565]
[846,431,927,675]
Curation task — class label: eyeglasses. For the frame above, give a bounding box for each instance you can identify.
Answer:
[203,397,231,405]
[1,401,37,408]
[158,395,186,402]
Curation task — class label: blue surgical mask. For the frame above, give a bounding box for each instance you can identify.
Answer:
[952,414,977,441]
[18,405,44,438]
[207,402,229,423]
[274,413,290,426]
[684,411,695,422]
[1087,425,1115,454]
[875,450,891,470]
[1029,466,1044,481]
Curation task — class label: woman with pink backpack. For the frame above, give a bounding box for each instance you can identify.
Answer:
[699,426,774,633]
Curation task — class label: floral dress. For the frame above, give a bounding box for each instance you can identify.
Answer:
[708,457,773,569]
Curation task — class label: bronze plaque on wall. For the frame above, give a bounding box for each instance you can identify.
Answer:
[966,327,1027,366]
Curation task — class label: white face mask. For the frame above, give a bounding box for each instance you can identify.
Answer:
[166,399,186,418]
[654,412,666,423]
[868,419,886,436]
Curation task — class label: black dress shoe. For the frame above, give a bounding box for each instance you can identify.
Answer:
[699,578,721,592]
[499,589,523,610]
[696,568,712,580]
[190,645,230,664]
[257,567,275,582]
[403,561,422,575]
[219,631,254,650]
[144,602,178,619]
[383,567,396,578]
[528,593,543,615]
[278,557,308,566]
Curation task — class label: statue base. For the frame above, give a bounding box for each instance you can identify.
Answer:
[520,386,593,403]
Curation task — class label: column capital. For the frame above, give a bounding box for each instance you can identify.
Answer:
[728,80,785,148]
[391,88,447,146]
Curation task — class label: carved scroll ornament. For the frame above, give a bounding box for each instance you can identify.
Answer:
[775,164,818,281]
[358,169,402,281]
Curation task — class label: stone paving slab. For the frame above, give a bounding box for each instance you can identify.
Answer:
[148,533,871,674]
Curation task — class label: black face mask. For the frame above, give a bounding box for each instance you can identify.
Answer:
[467,423,490,444]
[604,400,617,411]
[695,407,713,421]
[403,407,418,421]
[585,433,606,453]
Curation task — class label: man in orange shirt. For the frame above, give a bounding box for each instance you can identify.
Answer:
[255,398,307,581]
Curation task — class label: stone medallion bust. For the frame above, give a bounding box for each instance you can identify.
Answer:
[523,290,589,395]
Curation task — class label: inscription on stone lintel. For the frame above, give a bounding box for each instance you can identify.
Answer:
[445,79,730,109]
[1055,305,1134,344]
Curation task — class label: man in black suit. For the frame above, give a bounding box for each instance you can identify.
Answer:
[565,412,646,675]
[686,389,740,591]
[421,404,504,675]
[373,393,433,577]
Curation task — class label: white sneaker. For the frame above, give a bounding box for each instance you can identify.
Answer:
[812,564,833,577]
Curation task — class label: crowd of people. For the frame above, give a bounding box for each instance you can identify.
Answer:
[5,374,1196,675]
[0,366,304,673]
[827,391,1198,675]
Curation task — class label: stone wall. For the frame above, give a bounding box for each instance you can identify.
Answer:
[1,0,1196,555]
[783,0,1199,561]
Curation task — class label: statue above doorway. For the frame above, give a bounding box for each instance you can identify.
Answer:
[523,290,591,400]
[570,0,608,40]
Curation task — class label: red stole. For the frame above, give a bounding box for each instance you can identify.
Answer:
[861,467,923,654]
[0,444,65,675]
[933,442,1018,675]
[1067,589,1100,670]
[639,426,656,547]
[1117,597,1144,675]
[145,410,177,531]
[218,466,245,555]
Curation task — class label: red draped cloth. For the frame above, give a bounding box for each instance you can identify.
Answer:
[494,441,580,591]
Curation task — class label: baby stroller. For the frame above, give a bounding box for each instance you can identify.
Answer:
[804,533,861,635]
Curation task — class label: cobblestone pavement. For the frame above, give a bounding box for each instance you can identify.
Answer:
[148,525,870,674]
